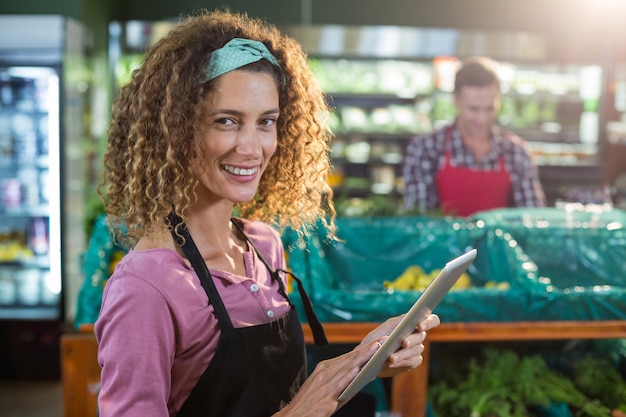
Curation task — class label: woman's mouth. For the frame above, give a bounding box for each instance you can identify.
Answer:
[222,164,259,176]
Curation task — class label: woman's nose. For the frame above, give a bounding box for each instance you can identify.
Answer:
[235,128,263,157]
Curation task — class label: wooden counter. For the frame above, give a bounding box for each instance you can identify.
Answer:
[62,321,626,417]
[302,321,626,417]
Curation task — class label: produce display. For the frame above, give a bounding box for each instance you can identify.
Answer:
[384,264,476,292]
[309,58,433,96]
[0,234,34,262]
[382,264,511,292]
[429,348,626,417]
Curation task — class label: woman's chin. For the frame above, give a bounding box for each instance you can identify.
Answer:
[229,195,257,205]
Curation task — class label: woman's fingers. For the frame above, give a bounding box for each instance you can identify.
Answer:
[419,313,440,331]
[305,341,382,395]
[281,340,383,416]
[390,314,440,367]
[336,340,382,384]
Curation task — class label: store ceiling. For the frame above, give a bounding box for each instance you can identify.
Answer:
[281,25,547,62]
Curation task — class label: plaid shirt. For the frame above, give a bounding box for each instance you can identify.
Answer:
[402,123,546,212]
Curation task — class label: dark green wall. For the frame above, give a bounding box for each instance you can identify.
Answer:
[0,0,84,20]
[1,0,624,65]
[0,0,113,55]
[109,0,301,24]
[308,0,603,32]
[1,0,624,41]
[2,0,625,30]
[105,0,624,35]
[306,0,620,63]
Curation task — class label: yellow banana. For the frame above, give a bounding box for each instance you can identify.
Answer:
[384,265,425,290]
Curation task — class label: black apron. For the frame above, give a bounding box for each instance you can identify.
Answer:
[171,218,327,417]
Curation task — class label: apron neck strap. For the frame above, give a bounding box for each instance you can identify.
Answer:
[231,219,328,346]
[168,214,233,329]
[168,214,327,346]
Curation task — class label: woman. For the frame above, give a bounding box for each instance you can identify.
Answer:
[95,9,439,417]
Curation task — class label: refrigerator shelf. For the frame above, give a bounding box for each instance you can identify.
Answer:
[0,258,49,269]
[0,307,60,320]
[2,206,50,217]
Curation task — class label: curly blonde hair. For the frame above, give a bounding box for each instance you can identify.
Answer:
[101,9,335,246]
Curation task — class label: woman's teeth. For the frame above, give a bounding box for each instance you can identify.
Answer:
[223,165,258,176]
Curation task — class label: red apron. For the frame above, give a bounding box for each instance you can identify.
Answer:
[436,126,512,217]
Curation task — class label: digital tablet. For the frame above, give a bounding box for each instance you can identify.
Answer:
[337,248,478,402]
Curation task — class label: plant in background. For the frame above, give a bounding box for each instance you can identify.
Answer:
[429,348,613,417]
[334,195,443,217]
[568,356,626,416]
[84,189,106,238]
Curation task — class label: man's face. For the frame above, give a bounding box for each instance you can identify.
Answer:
[453,84,501,139]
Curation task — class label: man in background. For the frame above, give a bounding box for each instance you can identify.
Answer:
[402,56,545,217]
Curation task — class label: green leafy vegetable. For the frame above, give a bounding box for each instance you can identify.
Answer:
[568,356,626,411]
[429,348,614,417]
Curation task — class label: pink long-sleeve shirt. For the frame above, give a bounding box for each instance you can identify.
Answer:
[94,219,292,417]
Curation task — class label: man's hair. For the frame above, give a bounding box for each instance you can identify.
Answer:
[454,56,501,95]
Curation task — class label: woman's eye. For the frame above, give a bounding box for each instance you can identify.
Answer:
[215,117,235,126]
[260,117,276,127]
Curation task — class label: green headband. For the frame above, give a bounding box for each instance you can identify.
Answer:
[204,38,284,86]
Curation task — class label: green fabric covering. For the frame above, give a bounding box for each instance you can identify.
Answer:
[473,207,626,320]
[284,208,626,323]
[74,215,126,329]
[75,208,626,325]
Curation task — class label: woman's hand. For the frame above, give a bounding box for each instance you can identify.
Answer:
[274,314,440,417]
[275,340,383,417]
[362,313,440,378]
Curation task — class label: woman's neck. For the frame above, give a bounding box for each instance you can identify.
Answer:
[182,203,248,275]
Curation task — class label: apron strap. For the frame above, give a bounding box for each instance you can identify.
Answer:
[443,125,455,167]
[231,220,328,346]
[168,214,234,329]
[231,219,289,297]
[275,268,328,346]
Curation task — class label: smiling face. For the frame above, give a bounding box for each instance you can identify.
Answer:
[454,84,501,140]
[192,69,280,206]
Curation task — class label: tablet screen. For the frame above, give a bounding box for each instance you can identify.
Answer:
[337,248,477,402]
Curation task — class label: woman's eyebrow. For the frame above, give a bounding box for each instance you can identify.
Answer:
[208,108,280,117]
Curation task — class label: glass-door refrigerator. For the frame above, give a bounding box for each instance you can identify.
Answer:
[0,15,86,378]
